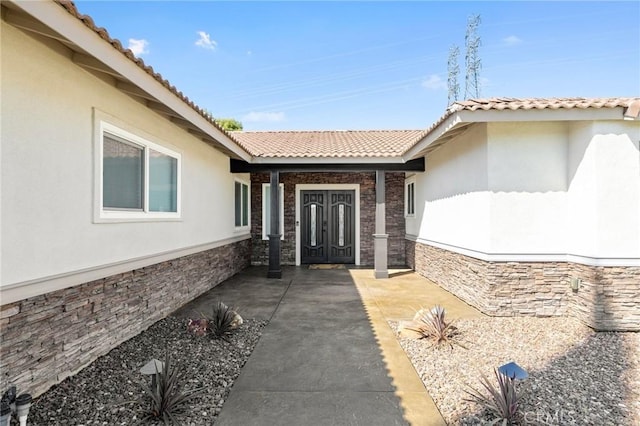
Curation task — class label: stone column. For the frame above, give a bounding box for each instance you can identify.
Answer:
[267,170,282,278]
[374,170,389,279]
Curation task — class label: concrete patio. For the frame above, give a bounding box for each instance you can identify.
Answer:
[174,266,483,425]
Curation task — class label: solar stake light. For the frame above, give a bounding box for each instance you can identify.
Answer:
[498,361,528,380]
[1,386,16,416]
[141,359,165,389]
[15,394,32,426]
[0,401,10,426]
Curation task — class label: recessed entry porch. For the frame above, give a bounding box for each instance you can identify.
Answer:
[231,158,425,279]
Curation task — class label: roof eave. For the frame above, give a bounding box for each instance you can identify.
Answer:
[5,0,253,162]
[403,105,631,161]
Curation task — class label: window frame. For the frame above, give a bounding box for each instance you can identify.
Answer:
[96,121,181,222]
[234,178,250,230]
[262,183,285,240]
[405,177,416,218]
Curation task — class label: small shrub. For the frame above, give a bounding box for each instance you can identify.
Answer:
[137,351,202,425]
[186,318,209,336]
[209,301,238,340]
[187,301,242,339]
[464,368,522,425]
[405,305,464,349]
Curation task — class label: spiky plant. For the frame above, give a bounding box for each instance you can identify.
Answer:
[464,369,521,425]
[208,301,237,340]
[406,305,464,349]
[138,351,202,424]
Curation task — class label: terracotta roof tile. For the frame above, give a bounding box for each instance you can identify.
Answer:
[233,130,427,158]
[450,97,639,112]
[418,96,640,151]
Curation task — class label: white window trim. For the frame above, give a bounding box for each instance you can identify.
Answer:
[234,178,251,231]
[405,177,416,218]
[95,121,182,223]
[262,183,285,240]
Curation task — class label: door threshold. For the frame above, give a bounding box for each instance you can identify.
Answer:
[308,264,346,270]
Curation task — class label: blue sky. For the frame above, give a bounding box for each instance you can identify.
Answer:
[75,1,640,131]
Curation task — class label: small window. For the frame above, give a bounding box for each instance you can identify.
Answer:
[262,183,284,240]
[100,122,180,220]
[235,180,250,228]
[405,179,415,217]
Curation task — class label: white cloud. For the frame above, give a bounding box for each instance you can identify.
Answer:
[128,38,149,56]
[242,111,286,123]
[421,74,446,90]
[503,35,523,46]
[195,31,217,50]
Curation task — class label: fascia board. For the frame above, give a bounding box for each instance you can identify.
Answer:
[403,106,627,161]
[403,113,463,161]
[456,107,624,123]
[9,0,253,162]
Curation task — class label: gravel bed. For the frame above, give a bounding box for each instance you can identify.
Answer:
[28,316,267,425]
[391,317,640,425]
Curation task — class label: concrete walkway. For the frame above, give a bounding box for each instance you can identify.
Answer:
[174,266,483,425]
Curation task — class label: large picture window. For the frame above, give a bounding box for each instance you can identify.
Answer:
[99,122,180,220]
[235,180,250,228]
[262,183,284,240]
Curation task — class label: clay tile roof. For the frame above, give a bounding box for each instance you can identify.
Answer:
[232,130,428,159]
[54,1,248,149]
[449,97,639,112]
[419,96,640,149]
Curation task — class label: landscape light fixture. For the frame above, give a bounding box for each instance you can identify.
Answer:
[498,361,528,380]
[15,394,32,426]
[140,359,165,389]
[0,401,10,426]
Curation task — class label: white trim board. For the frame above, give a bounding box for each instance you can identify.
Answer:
[407,236,640,267]
[295,184,361,266]
[0,235,251,305]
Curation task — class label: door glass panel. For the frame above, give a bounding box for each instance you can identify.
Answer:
[310,203,317,246]
[338,204,345,247]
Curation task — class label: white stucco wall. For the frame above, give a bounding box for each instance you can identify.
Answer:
[567,121,640,259]
[410,118,640,264]
[486,121,568,254]
[408,123,491,253]
[1,22,249,293]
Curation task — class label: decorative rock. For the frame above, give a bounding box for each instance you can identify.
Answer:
[230,312,243,330]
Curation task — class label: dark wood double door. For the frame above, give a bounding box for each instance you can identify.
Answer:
[301,190,355,264]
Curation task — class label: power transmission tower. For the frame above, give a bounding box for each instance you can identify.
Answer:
[447,45,460,105]
[464,14,482,99]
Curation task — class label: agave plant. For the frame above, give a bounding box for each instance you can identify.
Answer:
[405,305,464,349]
[464,369,522,425]
[208,301,238,340]
[138,351,203,424]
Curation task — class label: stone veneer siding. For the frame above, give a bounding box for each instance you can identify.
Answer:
[408,240,640,331]
[0,239,250,397]
[250,172,406,266]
